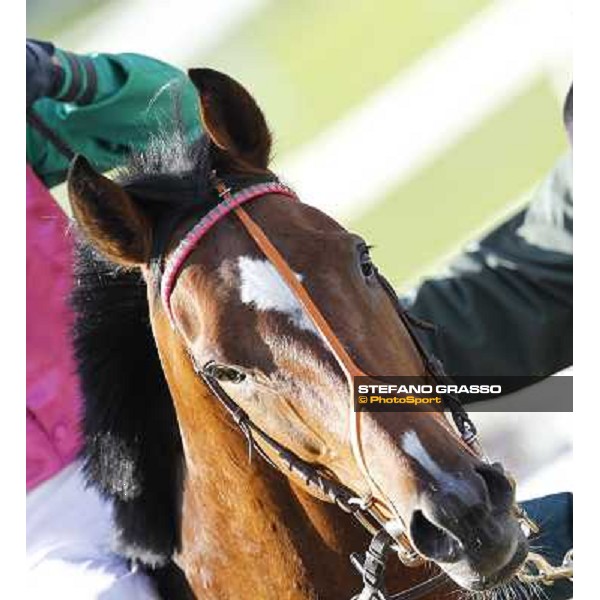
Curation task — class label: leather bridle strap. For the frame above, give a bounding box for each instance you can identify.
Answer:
[161,180,298,319]
[350,530,449,600]
[161,177,488,593]
[233,206,363,378]
[200,367,365,511]
[202,367,450,600]
[230,201,414,556]
[160,178,475,597]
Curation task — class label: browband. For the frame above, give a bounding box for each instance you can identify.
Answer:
[161,181,298,323]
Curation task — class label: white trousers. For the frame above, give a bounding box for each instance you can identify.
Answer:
[27,461,160,599]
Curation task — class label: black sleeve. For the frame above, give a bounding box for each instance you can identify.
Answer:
[405,155,572,377]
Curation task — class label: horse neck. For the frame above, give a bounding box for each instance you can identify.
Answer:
[150,310,366,598]
[151,310,448,599]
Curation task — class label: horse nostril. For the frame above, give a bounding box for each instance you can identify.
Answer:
[409,510,462,563]
[475,463,514,512]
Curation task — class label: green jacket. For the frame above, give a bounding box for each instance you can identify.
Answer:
[27,49,201,188]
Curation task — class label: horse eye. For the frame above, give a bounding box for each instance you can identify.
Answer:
[359,246,375,278]
[203,361,246,384]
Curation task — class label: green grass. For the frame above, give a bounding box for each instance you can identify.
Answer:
[351,78,567,289]
[201,0,489,157]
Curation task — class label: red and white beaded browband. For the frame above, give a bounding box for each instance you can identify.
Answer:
[161,180,298,323]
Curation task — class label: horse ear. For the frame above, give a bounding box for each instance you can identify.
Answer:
[68,155,152,267]
[188,68,272,171]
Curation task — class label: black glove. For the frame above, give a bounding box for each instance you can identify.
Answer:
[26,39,63,108]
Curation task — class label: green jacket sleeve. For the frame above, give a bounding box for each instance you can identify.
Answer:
[27,50,201,188]
[405,155,572,377]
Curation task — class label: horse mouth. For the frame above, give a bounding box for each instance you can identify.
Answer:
[441,536,529,591]
[406,508,529,592]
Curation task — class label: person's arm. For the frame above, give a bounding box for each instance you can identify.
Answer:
[404,96,573,600]
[405,153,572,377]
[26,41,201,188]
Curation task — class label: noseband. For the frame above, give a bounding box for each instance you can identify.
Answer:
[159,174,485,600]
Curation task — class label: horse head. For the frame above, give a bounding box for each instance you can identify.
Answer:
[68,68,527,594]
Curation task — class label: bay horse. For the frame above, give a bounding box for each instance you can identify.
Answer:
[68,69,530,599]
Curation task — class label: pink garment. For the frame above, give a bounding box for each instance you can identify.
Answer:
[27,164,82,491]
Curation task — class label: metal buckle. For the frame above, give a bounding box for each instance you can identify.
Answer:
[218,185,232,198]
[347,493,375,512]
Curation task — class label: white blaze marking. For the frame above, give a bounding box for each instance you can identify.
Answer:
[237,257,320,336]
[402,431,481,500]
[401,431,448,483]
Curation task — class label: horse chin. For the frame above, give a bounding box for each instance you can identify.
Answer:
[438,535,529,592]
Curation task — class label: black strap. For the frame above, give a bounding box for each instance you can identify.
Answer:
[375,270,478,440]
[201,369,361,509]
[203,367,453,600]
[350,530,394,599]
[350,530,449,600]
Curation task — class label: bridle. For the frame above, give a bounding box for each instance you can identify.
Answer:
[159,173,487,599]
[155,173,572,598]
[27,103,570,595]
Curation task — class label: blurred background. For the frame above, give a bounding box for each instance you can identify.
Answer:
[27,0,572,501]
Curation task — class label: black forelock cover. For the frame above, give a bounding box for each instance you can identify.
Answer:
[71,241,184,566]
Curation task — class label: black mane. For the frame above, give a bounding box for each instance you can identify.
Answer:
[71,129,213,569]
[72,243,184,566]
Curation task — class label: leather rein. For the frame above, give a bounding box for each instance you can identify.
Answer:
[160,174,484,600]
